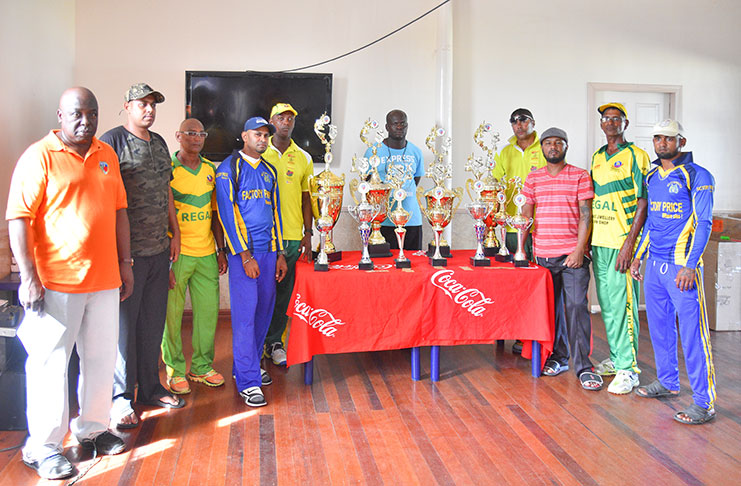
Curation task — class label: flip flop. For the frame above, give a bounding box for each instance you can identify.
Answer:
[635,380,679,398]
[115,411,140,430]
[579,371,603,391]
[673,403,716,425]
[137,395,186,409]
[542,359,569,376]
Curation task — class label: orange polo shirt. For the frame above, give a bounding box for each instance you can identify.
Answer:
[6,130,128,293]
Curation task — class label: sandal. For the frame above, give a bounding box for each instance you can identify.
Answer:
[115,411,140,430]
[542,359,569,376]
[239,386,267,407]
[579,371,603,391]
[673,403,716,425]
[635,380,679,398]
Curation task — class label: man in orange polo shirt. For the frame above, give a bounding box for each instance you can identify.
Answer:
[6,87,133,479]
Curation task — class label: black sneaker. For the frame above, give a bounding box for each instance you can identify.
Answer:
[261,368,272,386]
[512,340,523,355]
[23,453,75,480]
[81,430,126,456]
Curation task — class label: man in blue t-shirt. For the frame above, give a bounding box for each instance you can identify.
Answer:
[630,119,716,425]
[363,109,425,250]
[215,116,287,407]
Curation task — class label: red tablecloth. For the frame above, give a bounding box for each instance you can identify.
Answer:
[286,250,554,367]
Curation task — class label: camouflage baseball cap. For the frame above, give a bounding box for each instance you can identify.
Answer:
[125,83,165,103]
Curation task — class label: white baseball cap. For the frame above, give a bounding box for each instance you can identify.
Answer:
[652,119,685,137]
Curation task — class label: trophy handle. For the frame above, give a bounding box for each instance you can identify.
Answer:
[349,178,360,205]
[451,187,464,216]
[465,179,475,201]
[416,186,427,218]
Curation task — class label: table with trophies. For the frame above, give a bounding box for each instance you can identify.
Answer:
[288,118,555,384]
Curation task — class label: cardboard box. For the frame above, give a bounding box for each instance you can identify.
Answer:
[704,240,741,331]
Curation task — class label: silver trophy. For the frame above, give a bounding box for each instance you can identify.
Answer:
[348,181,382,270]
[466,180,494,267]
[313,189,334,272]
[388,187,411,268]
[506,189,533,267]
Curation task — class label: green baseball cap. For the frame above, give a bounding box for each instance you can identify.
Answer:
[125,83,165,103]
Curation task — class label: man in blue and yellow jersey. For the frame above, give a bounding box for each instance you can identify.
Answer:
[492,108,547,354]
[215,116,287,407]
[630,119,716,425]
[162,118,228,396]
[262,103,313,366]
[590,102,650,394]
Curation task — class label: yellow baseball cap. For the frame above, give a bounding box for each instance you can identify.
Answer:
[597,102,628,118]
[598,102,628,118]
[270,103,298,119]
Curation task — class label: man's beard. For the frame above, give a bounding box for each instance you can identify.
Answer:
[545,153,565,164]
[656,149,680,160]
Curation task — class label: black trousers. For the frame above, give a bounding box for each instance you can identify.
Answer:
[537,254,593,375]
[380,225,423,251]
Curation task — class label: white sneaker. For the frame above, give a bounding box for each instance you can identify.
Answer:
[594,358,616,376]
[269,342,287,366]
[608,370,639,395]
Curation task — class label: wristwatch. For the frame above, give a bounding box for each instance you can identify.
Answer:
[119,258,134,267]
[277,249,286,256]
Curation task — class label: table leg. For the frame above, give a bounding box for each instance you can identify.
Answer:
[430,346,440,382]
[531,341,541,378]
[304,359,314,385]
[411,347,420,381]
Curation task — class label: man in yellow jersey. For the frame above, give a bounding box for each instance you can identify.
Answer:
[590,102,650,394]
[162,118,228,394]
[262,103,314,366]
[492,108,547,354]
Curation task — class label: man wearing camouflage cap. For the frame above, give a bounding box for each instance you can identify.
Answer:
[590,102,651,395]
[101,83,184,429]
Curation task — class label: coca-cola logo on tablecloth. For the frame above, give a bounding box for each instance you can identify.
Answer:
[430,269,494,317]
[293,293,346,337]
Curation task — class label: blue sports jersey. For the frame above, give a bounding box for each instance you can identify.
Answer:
[363,141,425,226]
[634,152,714,268]
[215,151,284,254]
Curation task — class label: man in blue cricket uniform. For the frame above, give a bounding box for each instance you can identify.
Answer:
[215,116,287,407]
[630,119,716,425]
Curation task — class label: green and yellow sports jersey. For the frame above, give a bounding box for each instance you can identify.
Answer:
[492,133,547,232]
[590,142,650,249]
[171,152,217,257]
[263,138,314,241]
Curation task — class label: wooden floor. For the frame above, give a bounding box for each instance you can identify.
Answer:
[1,312,739,486]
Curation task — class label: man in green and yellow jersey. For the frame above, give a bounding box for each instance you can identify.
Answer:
[492,108,547,354]
[262,103,314,366]
[590,102,650,394]
[162,118,228,394]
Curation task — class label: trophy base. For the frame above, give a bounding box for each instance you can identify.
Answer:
[483,246,499,257]
[470,257,491,267]
[513,259,530,268]
[358,261,374,271]
[427,243,452,258]
[314,262,329,272]
[313,250,342,262]
[495,254,513,263]
[395,259,411,269]
[368,242,392,258]
[429,256,448,267]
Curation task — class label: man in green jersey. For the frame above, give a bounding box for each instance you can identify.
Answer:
[590,102,650,394]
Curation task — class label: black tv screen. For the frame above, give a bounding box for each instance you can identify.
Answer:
[185,71,332,163]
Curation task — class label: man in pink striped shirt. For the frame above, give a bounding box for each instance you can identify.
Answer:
[522,127,602,391]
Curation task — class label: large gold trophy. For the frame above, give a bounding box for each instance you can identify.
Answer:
[464,122,501,260]
[349,119,392,257]
[416,126,463,267]
[309,113,345,270]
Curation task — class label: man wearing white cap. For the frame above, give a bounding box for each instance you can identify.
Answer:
[630,120,717,424]
[262,103,314,366]
[590,102,651,394]
[215,116,287,407]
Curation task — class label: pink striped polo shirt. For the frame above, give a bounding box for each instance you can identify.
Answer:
[522,164,594,258]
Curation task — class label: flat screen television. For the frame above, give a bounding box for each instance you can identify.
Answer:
[185,71,332,163]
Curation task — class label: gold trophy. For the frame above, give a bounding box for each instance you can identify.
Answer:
[505,178,533,267]
[417,126,463,266]
[493,178,513,262]
[309,113,345,268]
[464,121,501,258]
[350,119,392,257]
[388,187,411,268]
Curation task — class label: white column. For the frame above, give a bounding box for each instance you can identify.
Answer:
[435,2,454,245]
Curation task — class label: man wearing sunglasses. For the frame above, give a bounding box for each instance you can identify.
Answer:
[161,118,228,395]
[492,108,547,354]
[589,103,650,395]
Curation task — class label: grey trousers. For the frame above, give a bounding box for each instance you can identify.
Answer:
[537,254,593,375]
[112,250,170,413]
